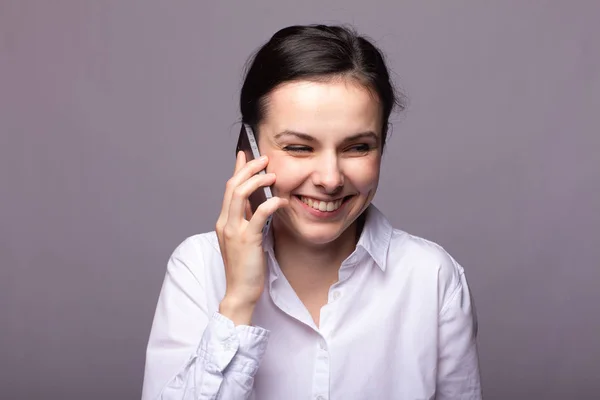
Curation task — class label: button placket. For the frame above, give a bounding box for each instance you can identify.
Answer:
[312,334,330,400]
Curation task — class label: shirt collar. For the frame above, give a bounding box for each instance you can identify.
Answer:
[355,204,392,271]
[262,203,393,275]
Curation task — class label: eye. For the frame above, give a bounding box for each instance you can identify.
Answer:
[347,144,372,153]
[283,145,312,153]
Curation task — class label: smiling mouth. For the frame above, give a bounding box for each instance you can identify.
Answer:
[296,195,353,212]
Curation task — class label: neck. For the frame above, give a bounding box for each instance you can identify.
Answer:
[272,214,366,290]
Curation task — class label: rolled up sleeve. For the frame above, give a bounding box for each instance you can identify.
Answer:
[142,237,269,400]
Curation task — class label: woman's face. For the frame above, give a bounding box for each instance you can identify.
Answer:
[257,79,383,246]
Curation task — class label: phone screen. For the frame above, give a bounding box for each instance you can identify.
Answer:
[235,123,273,216]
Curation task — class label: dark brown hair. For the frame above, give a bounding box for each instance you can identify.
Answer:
[240,24,405,151]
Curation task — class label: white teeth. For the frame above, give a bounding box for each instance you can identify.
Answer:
[319,201,327,211]
[299,196,343,212]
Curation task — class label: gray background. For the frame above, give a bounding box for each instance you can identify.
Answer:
[1,1,599,399]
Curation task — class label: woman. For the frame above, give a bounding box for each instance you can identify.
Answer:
[142,24,482,400]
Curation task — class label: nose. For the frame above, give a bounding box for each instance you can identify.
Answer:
[311,151,344,194]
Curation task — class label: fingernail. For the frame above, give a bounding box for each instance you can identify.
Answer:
[260,155,267,161]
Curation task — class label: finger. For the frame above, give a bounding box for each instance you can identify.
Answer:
[220,155,269,219]
[244,199,253,220]
[219,151,245,220]
[228,172,276,225]
[220,151,266,221]
[233,150,245,174]
[234,155,269,182]
[247,197,289,234]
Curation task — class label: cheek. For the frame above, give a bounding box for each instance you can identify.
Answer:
[266,157,306,193]
[346,158,381,191]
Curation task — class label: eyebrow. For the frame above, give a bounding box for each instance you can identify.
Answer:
[274,130,380,144]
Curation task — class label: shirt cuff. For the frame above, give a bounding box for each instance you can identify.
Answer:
[198,312,270,375]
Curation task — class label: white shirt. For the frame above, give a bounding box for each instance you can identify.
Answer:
[142,205,482,399]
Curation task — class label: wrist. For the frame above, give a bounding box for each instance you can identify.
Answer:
[219,296,257,326]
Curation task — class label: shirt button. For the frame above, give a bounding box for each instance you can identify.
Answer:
[319,339,327,350]
[332,291,341,300]
[316,396,326,400]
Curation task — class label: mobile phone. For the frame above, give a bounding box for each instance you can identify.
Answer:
[235,123,273,219]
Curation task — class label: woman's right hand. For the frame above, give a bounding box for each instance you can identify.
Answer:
[215,151,288,325]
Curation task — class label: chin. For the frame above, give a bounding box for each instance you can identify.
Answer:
[293,224,349,246]
[281,211,361,247]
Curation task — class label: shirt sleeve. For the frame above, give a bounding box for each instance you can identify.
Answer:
[141,237,269,400]
[436,264,482,400]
